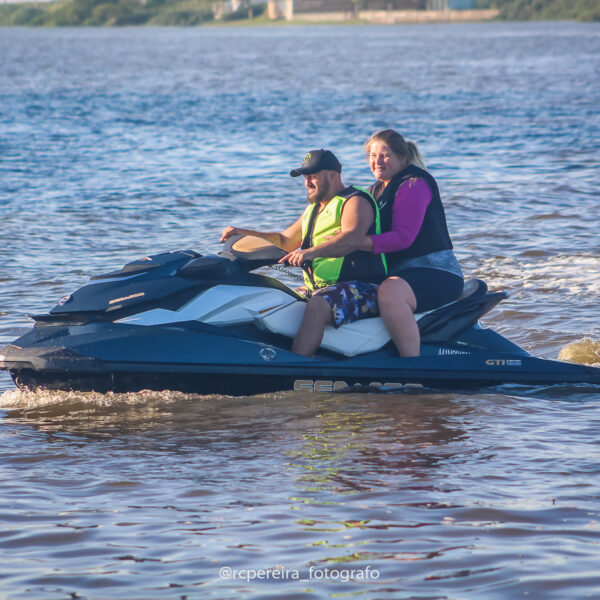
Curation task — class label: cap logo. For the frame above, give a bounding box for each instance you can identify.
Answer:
[303,153,311,163]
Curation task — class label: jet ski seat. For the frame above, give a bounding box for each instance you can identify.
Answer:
[257,278,503,356]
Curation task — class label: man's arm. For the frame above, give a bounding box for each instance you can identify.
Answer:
[281,196,374,266]
[220,216,303,253]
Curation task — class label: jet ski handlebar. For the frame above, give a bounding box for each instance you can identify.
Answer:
[218,234,316,281]
[218,234,289,271]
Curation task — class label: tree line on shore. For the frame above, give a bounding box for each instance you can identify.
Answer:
[0,0,598,27]
[487,0,600,21]
[0,0,263,26]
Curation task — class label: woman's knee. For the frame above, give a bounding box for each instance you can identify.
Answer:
[378,277,402,298]
[377,277,416,311]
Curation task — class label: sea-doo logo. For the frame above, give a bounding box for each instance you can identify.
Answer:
[293,380,423,392]
[294,380,349,392]
[485,359,522,367]
[57,295,72,306]
[259,348,277,361]
[303,153,311,163]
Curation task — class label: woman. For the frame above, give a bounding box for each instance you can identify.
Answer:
[359,129,464,357]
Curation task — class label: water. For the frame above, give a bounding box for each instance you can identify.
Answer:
[1,22,600,599]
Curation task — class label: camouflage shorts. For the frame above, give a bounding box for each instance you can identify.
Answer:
[312,280,379,328]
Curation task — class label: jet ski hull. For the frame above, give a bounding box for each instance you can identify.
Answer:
[3,322,600,395]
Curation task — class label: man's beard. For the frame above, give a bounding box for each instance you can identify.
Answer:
[307,179,330,204]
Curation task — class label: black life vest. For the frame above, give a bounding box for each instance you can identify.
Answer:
[369,165,453,271]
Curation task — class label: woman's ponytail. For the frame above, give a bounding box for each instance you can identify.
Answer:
[406,141,426,169]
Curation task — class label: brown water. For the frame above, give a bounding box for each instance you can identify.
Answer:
[1,22,600,599]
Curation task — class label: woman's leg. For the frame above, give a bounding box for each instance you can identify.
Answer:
[377,276,419,357]
[292,295,333,356]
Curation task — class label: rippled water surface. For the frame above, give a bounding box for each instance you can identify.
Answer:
[1,22,600,599]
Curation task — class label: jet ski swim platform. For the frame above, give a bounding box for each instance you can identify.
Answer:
[2,236,600,395]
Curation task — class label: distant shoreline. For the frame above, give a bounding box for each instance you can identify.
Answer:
[278,9,500,25]
[0,0,598,27]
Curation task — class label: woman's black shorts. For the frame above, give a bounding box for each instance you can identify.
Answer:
[392,268,464,313]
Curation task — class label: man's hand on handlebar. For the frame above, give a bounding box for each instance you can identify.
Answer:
[279,248,316,267]
[220,226,244,243]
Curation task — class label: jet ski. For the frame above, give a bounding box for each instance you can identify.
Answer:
[1,235,599,395]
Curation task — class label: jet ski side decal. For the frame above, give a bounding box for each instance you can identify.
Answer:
[485,359,522,367]
[293,380,424,392]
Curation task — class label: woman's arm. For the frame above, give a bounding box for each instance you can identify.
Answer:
[369,178,432,254]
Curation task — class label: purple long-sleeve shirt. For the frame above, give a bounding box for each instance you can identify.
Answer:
[370,177,432,254]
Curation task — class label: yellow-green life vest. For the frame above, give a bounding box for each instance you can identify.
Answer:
[300,186,387,290]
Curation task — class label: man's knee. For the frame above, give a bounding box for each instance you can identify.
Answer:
[305,295,332,323]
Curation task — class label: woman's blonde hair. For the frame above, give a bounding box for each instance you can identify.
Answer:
[364,129,426,170]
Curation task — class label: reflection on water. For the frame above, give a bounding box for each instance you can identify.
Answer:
[1,387,599,598]
[287,393,469,499]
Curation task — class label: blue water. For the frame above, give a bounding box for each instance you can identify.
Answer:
[1,22,600,599]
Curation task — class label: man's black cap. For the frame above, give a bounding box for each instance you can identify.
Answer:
[290,149,342,177]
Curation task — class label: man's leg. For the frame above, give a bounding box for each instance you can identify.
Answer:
[292,295,333,356]
[377,277,420,357]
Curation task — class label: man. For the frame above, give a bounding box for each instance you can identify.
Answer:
[220,149,386,356]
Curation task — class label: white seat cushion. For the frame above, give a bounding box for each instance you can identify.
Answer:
[257,301,391,357]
